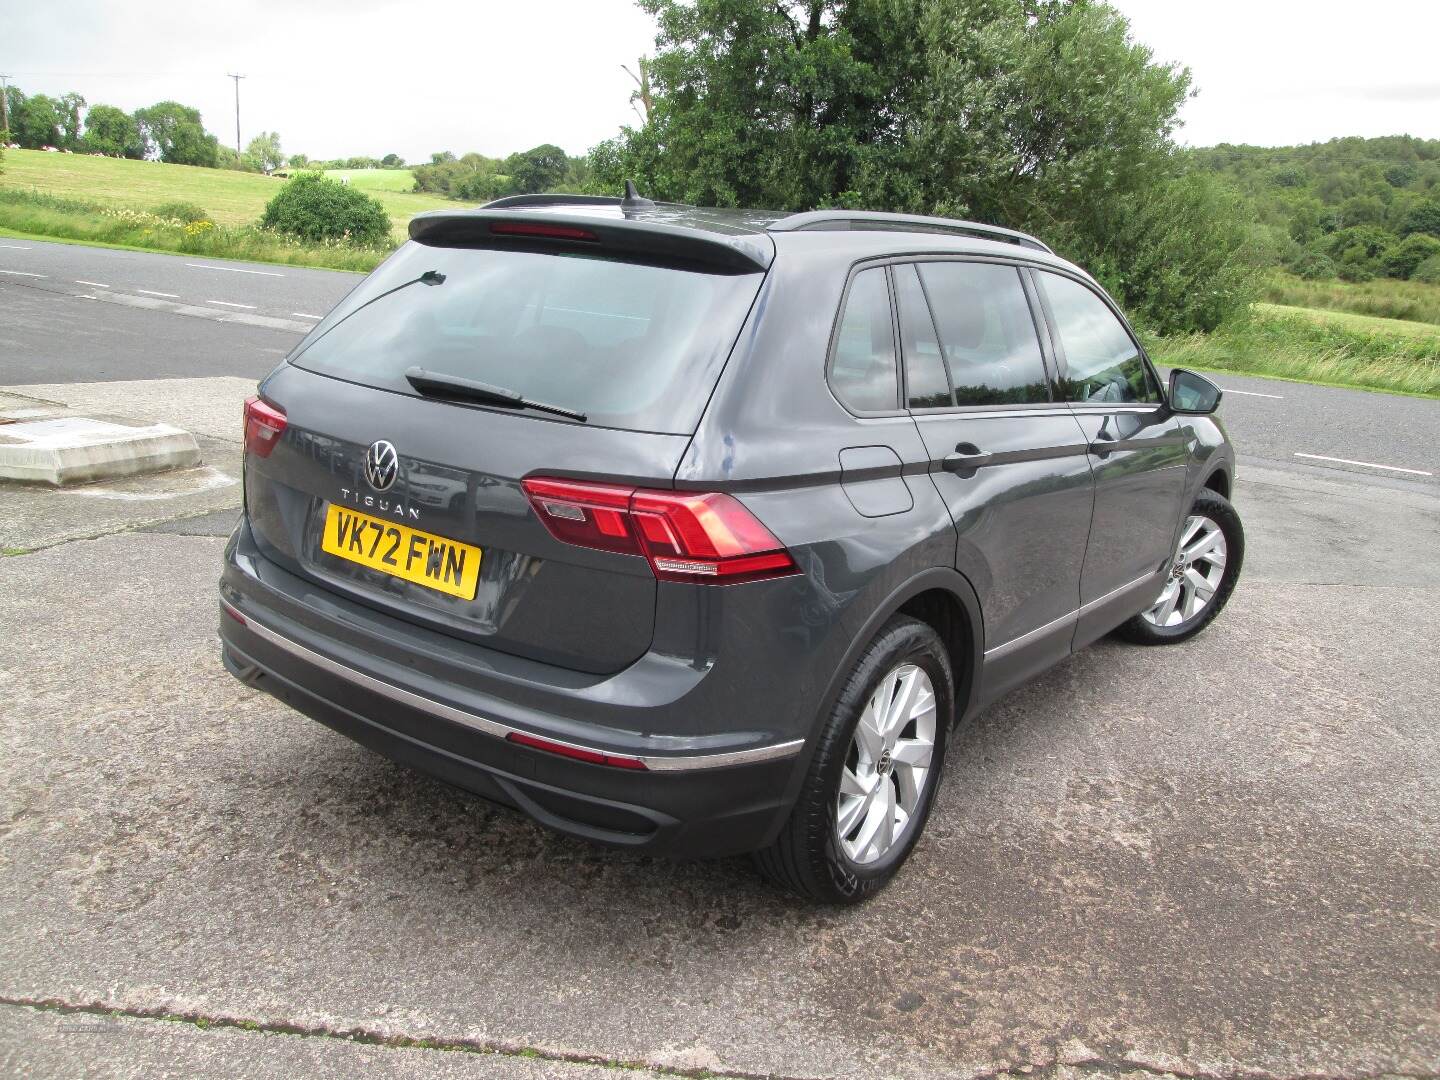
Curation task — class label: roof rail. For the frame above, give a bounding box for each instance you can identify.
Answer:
[767,210,1052,254]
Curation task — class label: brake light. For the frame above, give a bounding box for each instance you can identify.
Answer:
[522,477,798,584]
[490,221,599,242]
[243,396,287,458]
[506,731,647,770]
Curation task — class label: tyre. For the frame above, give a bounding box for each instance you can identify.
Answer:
[1115,489,1244,646]
[754,615,953,903]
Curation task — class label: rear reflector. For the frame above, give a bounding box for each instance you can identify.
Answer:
[490,221,599,242]
[506,731,647,770]
[243,396,287,458]
[522,477,798,585]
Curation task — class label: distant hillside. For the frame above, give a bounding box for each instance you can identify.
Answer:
[1189,136,1440,283]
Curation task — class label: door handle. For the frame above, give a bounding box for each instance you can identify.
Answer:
[942,443,992,475]
[1089,431,1116,457]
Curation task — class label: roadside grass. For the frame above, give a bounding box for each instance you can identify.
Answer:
[1253,302,1440,340]
[0,149,451,240]
[0,189,389,273]
[1261,272,1440,326]
[1150,304,1440,398]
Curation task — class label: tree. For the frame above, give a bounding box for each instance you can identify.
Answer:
[134,101,220,166]
[503,143,569,193]
[593,0,1248,331]
[57,92,86,148]
[1399,199,1440,239]
[83,104,144,158]
[245,131,284,173]
[288,152,310,168]
[1384,233,1440,279]
[380,153,405,168]
[9,90,62,148]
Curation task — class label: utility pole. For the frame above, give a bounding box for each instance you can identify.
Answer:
[226,73,245,155]
[0,74,11,140]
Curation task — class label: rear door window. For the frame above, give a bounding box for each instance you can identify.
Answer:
[828,267,899,412]
[1036,271,1159,404]
[289,242,764,434]
[916,262,1051,407]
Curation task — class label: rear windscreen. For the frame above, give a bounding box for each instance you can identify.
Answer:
[289,242,764,434]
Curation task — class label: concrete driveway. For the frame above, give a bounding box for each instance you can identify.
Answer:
[1,384,1437,1078]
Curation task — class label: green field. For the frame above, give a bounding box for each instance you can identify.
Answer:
[0,150,452,239]
[321,168,419,194]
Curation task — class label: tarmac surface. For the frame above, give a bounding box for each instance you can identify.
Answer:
[1,242,1439,1078]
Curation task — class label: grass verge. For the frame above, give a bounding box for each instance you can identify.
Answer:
[0,189,389,273]
[1150,304,1440,398]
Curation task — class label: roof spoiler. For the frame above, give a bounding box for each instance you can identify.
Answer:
[408,209,773,274]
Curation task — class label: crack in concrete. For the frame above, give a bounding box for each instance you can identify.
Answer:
[4,998,1435,1080]
[0,996,809,1080]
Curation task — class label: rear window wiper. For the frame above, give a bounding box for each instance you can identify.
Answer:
[404,366,587,423]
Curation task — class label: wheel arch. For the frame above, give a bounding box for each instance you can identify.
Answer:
[1202,466,1231,500]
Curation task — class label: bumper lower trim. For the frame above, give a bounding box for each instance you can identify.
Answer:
[221,598,804,772]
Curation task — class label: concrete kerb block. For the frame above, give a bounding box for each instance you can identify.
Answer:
[0,416,202,486]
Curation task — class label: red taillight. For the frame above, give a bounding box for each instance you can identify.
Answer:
[506,731,647,770]
[243,396,287,458]
[490,221,599,242]
[521,477,798,585]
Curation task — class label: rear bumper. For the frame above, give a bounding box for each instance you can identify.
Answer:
[219,543,806,858]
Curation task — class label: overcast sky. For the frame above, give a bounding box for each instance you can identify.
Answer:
[6,0,1438,164]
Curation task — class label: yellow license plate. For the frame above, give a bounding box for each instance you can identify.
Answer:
[321,504,481,600]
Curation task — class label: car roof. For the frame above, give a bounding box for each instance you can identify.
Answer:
[410,195,1084,277]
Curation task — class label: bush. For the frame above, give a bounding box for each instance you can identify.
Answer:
[1287,249,1337,281]
[1414,255,1440,285]
[1384,234,1440,280]
[259,172,389,246]
[151,201,210,224]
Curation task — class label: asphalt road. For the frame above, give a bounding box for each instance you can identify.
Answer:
[1,236,1439,1078]
[3,237,1437,488]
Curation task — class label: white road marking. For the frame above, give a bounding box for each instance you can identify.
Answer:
[0,269,46,277]
[75,280,110,288]
[1294,452,1433,477]
[76,294,99,300]
[136,289,179,298]
[1219,387,1284,399]
[207,300,257,309]
[186,262,283,277]
[0,243,33,249]
[292,312,323,319]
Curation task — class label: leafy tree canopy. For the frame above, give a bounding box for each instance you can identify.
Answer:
[245,131,285,173]
[83,104,145,158]
[134,101,220,167]
[589,0,1251,332]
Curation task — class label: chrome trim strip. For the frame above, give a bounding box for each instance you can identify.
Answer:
[222,600,803,772]
[1078,570,1164,616]
[983,608,1077,661]
[982,570,1162,660]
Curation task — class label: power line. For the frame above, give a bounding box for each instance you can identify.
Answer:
[226,72,245,155]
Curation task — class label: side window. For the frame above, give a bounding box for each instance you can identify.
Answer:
[916,262,1050,407]
[829,267,898,412]
[894,265,952,409]
[1037,272,1159,404]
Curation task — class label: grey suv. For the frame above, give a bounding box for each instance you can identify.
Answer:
[220,190,1242,902]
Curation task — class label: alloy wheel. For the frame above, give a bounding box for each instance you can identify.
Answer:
[1142,514,1228,628]
[835,662,937,865]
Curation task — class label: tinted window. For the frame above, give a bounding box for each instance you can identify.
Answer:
[895,265,951,409]
[917,262,1050,407]
[829,267,898,412]
[290,242,762,434]
[1037,272,1158,404]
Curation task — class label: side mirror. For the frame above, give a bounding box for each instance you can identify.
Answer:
[1168,369,1222,415]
